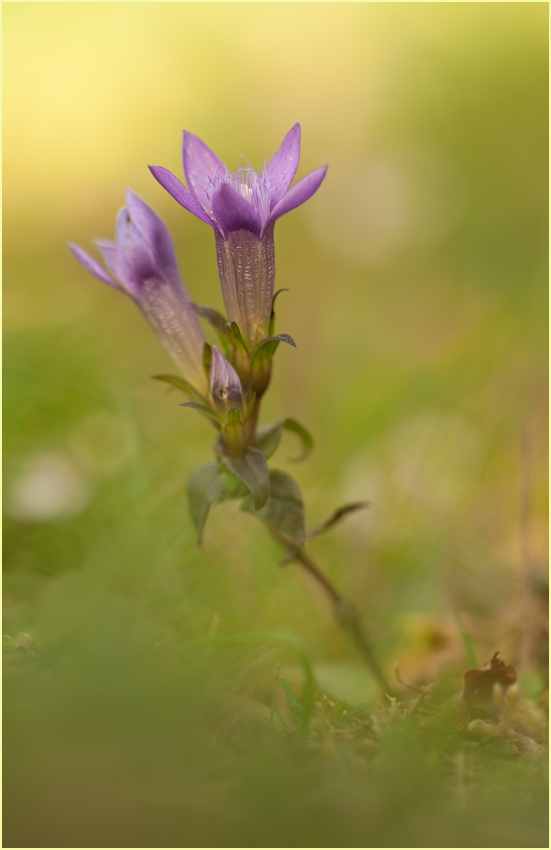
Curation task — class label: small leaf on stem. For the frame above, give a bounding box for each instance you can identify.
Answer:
[242,469,306,546]
[219,447,270,510]
[308,502,369,541]
[152,373,206,405]
[188,462,248,543]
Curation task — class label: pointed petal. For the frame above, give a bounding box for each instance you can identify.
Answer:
[94,239,128,289]
[125,190,186,292]
[183,131,227,215]
[266,123,301,207]
[269,166,328,223]
[115,207,157,291]
[68,243,121,290]
[149,166,215,227]
[211,183,262,238]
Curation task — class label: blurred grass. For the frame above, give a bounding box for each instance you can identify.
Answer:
[3,4,548,847]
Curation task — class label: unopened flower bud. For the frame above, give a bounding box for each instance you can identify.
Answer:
[209,346,246,418]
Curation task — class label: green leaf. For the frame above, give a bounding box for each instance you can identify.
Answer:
[152,373,205,405]
[181,402,222,428]
[254,418,313,462]
[280,418,313,461]
[280,677,302,714]
[241,470,306,546]
[187,462,248,543]
[225,321,249,355]
[308,501,369,541]
[255,422,283,460]
[219,447,270,510]
[250,333,296,370]
[193,304,227,331]
[193,305,232,357]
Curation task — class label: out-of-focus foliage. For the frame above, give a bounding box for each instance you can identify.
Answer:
[3,4,548,847]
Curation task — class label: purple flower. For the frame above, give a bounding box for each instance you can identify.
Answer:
[149,125,327,347]
[69,190,207,394]
[209,346,246,418]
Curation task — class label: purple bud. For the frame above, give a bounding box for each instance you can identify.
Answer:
[70,191,207,394]
[209,346,246,417]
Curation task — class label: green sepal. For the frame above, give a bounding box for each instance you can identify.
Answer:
[193,304,227,330]
[193,304,232,358]
[225,321,249,355]
[152,373,206,405]
[250,334,296,397]
[181,402,223,428]
[308,502,369,541]
[268,288,289,337]
[218,446,270,510]
[250,333,296,371]
[187,462,248,543]
[255,418,314,462]
[244,392,257,421]
[241,469,306,546]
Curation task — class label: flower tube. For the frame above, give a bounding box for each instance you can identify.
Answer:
[69,190,207,394]
[150,125,327,348]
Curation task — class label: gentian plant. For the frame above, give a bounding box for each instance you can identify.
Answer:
[71,126,389,692]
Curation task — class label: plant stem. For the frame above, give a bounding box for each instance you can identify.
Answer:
[271,531,393,695]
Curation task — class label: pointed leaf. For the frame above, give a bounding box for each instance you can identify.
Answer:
[280,677,302,715]
[244,392,257,422]
[250,334,296,398]
[219,447,270,510]
[193,304,231,357]
[281,418,313,462]
[308,502,369,541]
[225,321,249,355]
[255,422,283,460]
[152,373,205,404]
[251,333,296,364]
[193,304,227,331]
[241,470,306,546]
[254,418,313,462]
[181,402,223,427]
[188,462,248,543]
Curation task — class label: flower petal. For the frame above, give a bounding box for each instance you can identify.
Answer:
[94,240,128,290]
[148,166,214,227]
[68,243,121,290]
[125,190,185,292]
[269,166,328,223]
[211,183,262,238]
[266,123,301,207]
[115,208,158,291]
[183,131,227,216]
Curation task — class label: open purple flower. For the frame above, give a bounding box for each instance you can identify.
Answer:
[149,125,327,347]
[69,190,207,394]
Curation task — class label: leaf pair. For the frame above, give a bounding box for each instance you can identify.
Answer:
[255,418,313,462]
[188,461,306,548]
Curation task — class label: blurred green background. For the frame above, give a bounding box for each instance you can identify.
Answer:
[3,4,548,847]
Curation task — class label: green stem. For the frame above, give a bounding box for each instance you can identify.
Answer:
[271,531,393,695]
